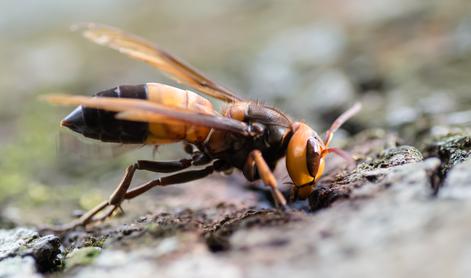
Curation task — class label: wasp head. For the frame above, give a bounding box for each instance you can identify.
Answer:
[285,122,327,200]
[285,102,361,201]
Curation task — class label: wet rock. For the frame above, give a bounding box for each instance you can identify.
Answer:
[0,257,40,278]
[0,228,38,260]
[5,135,469,278]
[204,209,300,252]
[30,234,62,272]
[145,209,207,238]
[227,157,457,278]
[359,145,423,170]
[62,230,107,250]
[423,132,471,178]
[310,143,423,210]
[0,228,63,273]
[72,247,243,278]
[309,183,351,211]
[71,249,160,278]
[163,254,242,278]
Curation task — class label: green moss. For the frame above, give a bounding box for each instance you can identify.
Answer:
[80,235,108,249]
[64,247,102,270]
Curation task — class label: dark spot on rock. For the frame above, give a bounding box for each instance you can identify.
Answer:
[29,234,63,273]
[121,229,132,236]
[309,184,351,211]
[205,233,231,252]
[364,174,380,183]
[204,209,298,252]
[268,238,290,247]
[423,133,471,184]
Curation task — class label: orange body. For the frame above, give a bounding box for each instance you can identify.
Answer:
[145,83,214,144]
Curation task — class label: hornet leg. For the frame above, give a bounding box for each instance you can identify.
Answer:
[91,164,215,224]
[250,150,287,209]
[56,158,196,231]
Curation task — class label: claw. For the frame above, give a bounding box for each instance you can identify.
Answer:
[117,205,125,215]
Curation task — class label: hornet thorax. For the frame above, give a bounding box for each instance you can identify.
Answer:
[203,102,293,178]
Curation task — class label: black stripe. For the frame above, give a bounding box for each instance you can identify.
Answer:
[81,85,150,143]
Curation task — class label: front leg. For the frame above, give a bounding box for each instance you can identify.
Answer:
[246,150,287,208]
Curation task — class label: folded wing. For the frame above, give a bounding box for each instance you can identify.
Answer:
[43,94,250,136]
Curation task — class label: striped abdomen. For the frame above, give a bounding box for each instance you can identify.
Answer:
[61,83,215,144]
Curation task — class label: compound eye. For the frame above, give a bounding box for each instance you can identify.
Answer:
[306,137,322,178]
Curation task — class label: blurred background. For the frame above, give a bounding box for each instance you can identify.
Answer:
[0,0,470,226]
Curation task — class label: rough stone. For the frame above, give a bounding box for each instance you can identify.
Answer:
[0,228,63,273]
[309,144,424,210]
[440,158,471,200]
[423,133,471,178]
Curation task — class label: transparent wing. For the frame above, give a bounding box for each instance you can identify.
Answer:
[73,22,243,103]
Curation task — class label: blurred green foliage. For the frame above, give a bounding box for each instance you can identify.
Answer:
[0,100,57,204]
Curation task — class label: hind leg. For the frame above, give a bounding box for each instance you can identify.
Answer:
[53,158,196,231]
